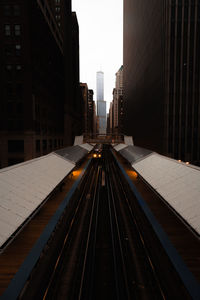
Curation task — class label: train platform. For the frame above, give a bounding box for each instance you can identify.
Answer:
[0,152,91,296]
[113,150,200,283]
[0,142,200,299]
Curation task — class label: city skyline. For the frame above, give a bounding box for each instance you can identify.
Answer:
[72,0,123,108]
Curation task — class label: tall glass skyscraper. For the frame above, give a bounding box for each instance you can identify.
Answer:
[96,71,104,101]
[96,71,106,134]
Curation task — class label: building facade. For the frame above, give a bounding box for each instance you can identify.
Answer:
[96,71,106,134]
[97,100,107,134]
[80,85,95,136]
[96,71,104,101]
[124,0,200,165]
[0,0,82,168]
[87,89,95,136]
[109,66,124,135]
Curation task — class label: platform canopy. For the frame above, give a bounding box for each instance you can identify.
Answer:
[79,143,93,152]
[0,153,75,249]
[113,144,128,152]
[132,153,200,235]
[54,143,93,164]
[118,145,153,164]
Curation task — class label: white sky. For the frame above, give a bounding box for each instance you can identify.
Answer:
[72,0,123,110]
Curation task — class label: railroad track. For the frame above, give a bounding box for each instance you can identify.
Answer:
[21,145,191,299]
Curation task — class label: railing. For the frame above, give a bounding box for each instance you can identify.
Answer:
[83,134,124,144]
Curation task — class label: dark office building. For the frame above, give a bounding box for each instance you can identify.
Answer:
[87,89,95,136]
[0,0,81,168]
[124,0,200,165]
[64,12,83,145]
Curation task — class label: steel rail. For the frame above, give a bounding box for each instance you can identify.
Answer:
[78,165,101,300]
[43,161,99,299]
[105,155,131,300]
[111,155,166,297]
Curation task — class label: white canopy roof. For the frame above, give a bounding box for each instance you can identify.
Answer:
[132,154,200,235]
[0,154,75,248]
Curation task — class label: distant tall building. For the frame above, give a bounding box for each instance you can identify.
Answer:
[0,0,82,168]
[88,89,95,135]
[109,66,124,135]
[96,71,104,101]
[80,83,88,134]
[96,71,106,134]
[124,0,200,166]
[97,100,106,134]
[80,85,95,136]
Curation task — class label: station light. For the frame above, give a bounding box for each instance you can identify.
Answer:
[132,171,138,179]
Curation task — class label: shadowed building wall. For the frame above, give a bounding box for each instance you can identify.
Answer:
[0,0,82,168]
[124,1,165,153]
[124,0,200,166]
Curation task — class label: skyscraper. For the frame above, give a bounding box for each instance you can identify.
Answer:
[96,71,104,101]
[96,71,106,134]
[0,0,82,168]
[124,0,200,166]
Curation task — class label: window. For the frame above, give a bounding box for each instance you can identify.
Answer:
[6,65,12,71]
[54,139,57,147]
[8,140,24,153]
[55,6,60,12]
[16,84,22,96]
[5,65,13,80]
[16,65,22,71]
[7,102,14,113]
[36,140,40,152]
[55,0,61,4]
[8,158,24,166]
[5,45,13,56]
[14,24,21,36]
[8,119,14,130]
[13,5,20,16]
[15,44,21,56]
[6,84,13,96]
[43,139,47,151]
[5,24,11,36]
[49,139,52,149]
[55,15,61,20]
[4,5,11,16]
[17,102,23,114]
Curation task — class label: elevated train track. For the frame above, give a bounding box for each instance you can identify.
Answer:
[18,145,195,299]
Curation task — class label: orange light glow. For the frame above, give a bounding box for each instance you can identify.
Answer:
[132,171,138,178]
[186,162,190,165]
[98,154,101,158]
[72,170,81,177]
[178,160,181,162]
[127,170,138,179]
[93,154,97,158]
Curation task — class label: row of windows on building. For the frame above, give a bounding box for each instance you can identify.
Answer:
[5,83,23,97]
[3,4,20,17]
[39,0,62,47]
[4,24,21,36]
[5,44,21,56]
[5,65,23,81]
[5,64,22,72]
[7,139,64,153]
[4,119,60,134]
[7,101,23,115]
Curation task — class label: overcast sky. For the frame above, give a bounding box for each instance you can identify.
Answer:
[72,0,123,109]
